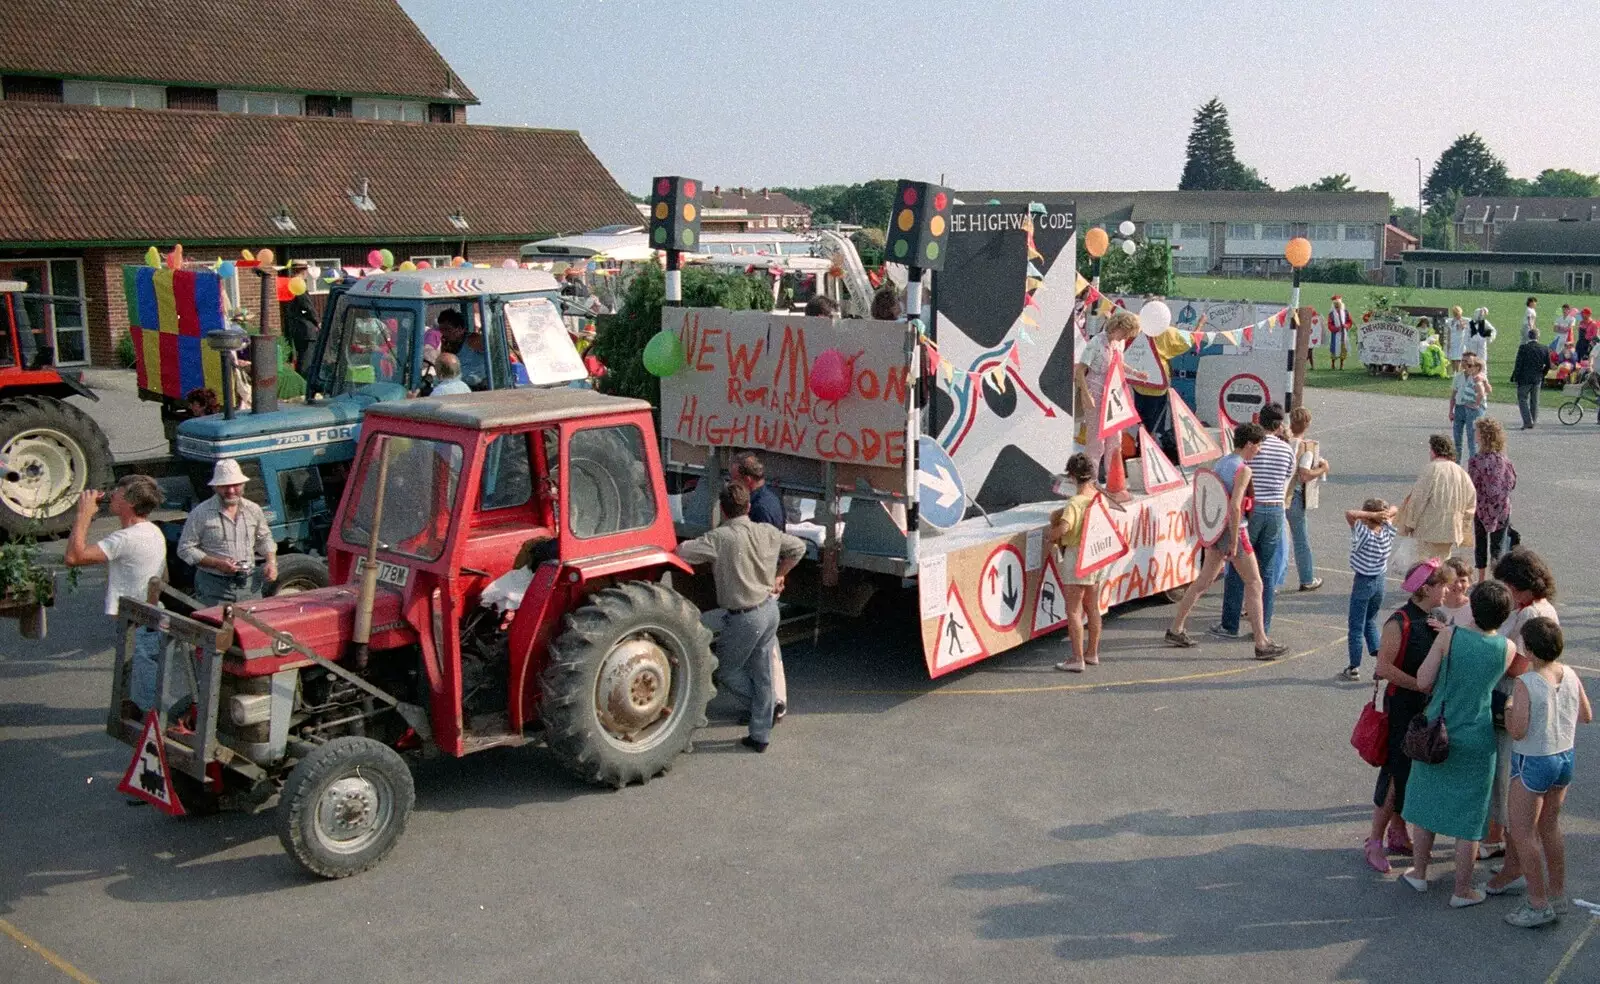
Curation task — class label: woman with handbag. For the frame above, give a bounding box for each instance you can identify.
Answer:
[1361,560,1451,872]
[1401,581,1517,907]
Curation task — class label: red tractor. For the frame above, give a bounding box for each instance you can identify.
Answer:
[0,280,114,537]
[109,388,715,877]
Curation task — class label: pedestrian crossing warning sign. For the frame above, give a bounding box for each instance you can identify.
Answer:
[1098,351,1141,439]
[116,712,186,816]
[1031,550,1072,637]
[1076,494,1131,578]
[932,585,987,674]
[1168,389,1221,466]
[1137,426,1185,494]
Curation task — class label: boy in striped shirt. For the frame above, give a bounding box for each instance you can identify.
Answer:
[1343,498,1400,680]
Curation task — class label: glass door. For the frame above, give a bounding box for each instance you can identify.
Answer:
[0,259,89,366]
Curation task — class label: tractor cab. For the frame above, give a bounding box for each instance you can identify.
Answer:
[109,388,715,879]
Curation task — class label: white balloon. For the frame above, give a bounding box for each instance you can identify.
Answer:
[1120,238,1138,256]
[306,264,322,280]
[1139,300,1172,337]
[1118,220,1136,237]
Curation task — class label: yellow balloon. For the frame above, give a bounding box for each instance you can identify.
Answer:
[240,248,255,261]
[287,276,308,296]
[398,260,418,272]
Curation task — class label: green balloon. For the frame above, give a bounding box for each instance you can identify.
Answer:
[642,330,685,377]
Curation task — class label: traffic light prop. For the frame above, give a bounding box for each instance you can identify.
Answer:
[649,175,701,253]
[885,180,953,272]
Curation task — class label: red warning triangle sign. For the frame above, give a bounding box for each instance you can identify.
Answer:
[117,712,186,816]
[1217,420,1234,457]
[1030,550,1073,638]
[1137,426,1185,494]
[1076,494,1131,578]
[1098,351,1141,439]
[1168,388,1221,466]
[930,584,988,676]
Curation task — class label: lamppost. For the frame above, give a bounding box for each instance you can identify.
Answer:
[1285,236,1313,409]
[1414,157,1424,238]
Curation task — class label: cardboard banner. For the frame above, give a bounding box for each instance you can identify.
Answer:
[1097,352,1140,439]
[1137,426,1185,494]
[931,584,987,674]
[1075,494,1131,577]
[1092,484,1203,610]
[659,309,911,473]
[1357,318,1424,369]
[1169,389,1221,466]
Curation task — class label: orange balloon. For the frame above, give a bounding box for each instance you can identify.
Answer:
[1284,236,1312,269]
[1085,227,1109,258]
[256,247,275,267]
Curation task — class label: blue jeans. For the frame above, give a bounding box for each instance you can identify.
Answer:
[1222,504,1284,634]
[130,626,163,712]
[1347,573,1385,669]
[717,598,779,744]
[1452,403,1483,460]
[1287,493,1316,587]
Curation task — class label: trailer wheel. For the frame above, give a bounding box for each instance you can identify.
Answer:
[0,396,114,538]
[276,736,414,879]
[540,580,715,788]
[266,554,330,596]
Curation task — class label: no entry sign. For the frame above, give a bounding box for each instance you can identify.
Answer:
[1217,372,1268,428]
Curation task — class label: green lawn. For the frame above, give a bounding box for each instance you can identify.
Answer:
[1171,276,1590,408]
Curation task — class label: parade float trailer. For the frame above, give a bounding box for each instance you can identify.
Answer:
[659,188,1221,678]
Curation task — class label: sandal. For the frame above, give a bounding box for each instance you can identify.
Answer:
[1084,654,1100,666]
[1164,628,1198,649]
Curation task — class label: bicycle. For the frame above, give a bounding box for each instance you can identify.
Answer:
[1557,384,1600,425]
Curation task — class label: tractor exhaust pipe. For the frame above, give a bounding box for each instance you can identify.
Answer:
[251,267,280,415]
[348,439,393,671]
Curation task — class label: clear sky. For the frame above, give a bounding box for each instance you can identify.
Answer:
[400,0,1600,205]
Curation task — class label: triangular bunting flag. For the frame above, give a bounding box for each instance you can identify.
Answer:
[1222,329,1240,346]
[942,359,954,384]
[1076,494,1131,578]
[1030,550,1074,638]
[1075,272,1090,296]
[1097,351,1141,440]
[1025,277,1043,291]
[931,584,988,674]
[1006,345,1022,368]
[1019,312,1038,327]
[1017,326,1034,344]
[1027,245,1044,261]
[116,711,187,815]
[1168,389,1222,466]
[1276,309,1288,325]
[1021,215,1034,234]
[1242,324,1254,344]
[1136,426,1185,494]
[1024,293,1040,309]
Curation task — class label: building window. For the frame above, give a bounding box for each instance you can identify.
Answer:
[1513,270,1541,289]
[1227,223,1255,240]
[1565,271,1594,292]
[63,80,164,109]
[427,102,456,123]
[2,75,64,102]
[166,86,218,111]
[1259,223,1288,240]
[293,257,342,295]
[1309,223,1338,241]
[1342,224,1373,241]
[1144,222,1170,239]
[1416,268,1442,289]
[218,90,304,115]
[1464,220,1485,235]
[1174,256,1209,274]
[305,95,353,117]
[0,258,88,365]
[1221,257,1244,272]
[1467,269,1491,287]
[352,98,425,122]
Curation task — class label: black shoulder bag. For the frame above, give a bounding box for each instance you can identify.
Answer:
[1402,635,1451,765]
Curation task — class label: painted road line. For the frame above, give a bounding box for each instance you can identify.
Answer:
[1544,916,1596,984]
[0,917,98,984]
[819,636,1345,698]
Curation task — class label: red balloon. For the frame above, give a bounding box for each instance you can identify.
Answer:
[809,349,851,402]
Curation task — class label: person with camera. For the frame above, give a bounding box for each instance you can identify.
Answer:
[177,459,277,607]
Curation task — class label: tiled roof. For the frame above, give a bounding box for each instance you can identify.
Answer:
[1454,197,1600,223]
[703,188,811,217]
[965,190,1389,224]
[0,103,638,246]
[1494,222,1600,255]
[0,0,475,103]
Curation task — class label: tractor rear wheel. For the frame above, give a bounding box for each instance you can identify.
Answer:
[266,553,330,596]
[539,579,715,788]
[0,396,114,538]
[276,736,414,879]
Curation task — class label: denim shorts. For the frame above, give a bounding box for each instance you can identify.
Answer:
[1511,750,1575,794]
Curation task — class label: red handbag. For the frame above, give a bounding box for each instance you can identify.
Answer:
[1351,681,1389,767]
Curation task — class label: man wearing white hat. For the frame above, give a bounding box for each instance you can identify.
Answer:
[178,459,276,606]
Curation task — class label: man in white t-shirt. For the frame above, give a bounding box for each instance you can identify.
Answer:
[66,475,168,712]
[1554,303,1577,347]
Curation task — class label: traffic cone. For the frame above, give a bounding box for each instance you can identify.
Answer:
[1104,439,1129,499]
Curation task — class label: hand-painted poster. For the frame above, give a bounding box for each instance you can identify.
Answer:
[931,201,1077,514]
[1357,318,1423,369]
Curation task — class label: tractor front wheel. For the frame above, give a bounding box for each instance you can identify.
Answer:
[0,396,114,538]
[539,580,715,788]
[276,736,415,879]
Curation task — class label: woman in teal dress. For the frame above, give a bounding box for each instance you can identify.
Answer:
[1401,581,1516,907]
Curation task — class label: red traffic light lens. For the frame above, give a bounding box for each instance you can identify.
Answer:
[933,192,948,211]
[655,178,671,196]
[902,185,919,206]
[683,180,697,198]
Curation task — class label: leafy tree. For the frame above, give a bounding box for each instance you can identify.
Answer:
[828,179,897,228]
[1522,168,1600,198]
[1290,173,1356,193]
[1074,237,1171,295]
[1423,133,1509,207]
[1179,98,1271,191]
[591,264,774,407]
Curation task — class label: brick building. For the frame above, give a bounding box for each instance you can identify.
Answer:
[0,0,637,365]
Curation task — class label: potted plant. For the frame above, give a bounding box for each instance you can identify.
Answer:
[0,534,58,639]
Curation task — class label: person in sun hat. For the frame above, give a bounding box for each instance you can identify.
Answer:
[177,458,277,606]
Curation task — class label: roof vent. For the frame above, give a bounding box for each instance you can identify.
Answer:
[348,177,377,212]
[448,211,469,231]
[270,207,297,233]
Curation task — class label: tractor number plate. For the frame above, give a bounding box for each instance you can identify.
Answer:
[354,556,410,587]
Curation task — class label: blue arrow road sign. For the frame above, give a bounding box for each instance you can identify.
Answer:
[917,436,967,530]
